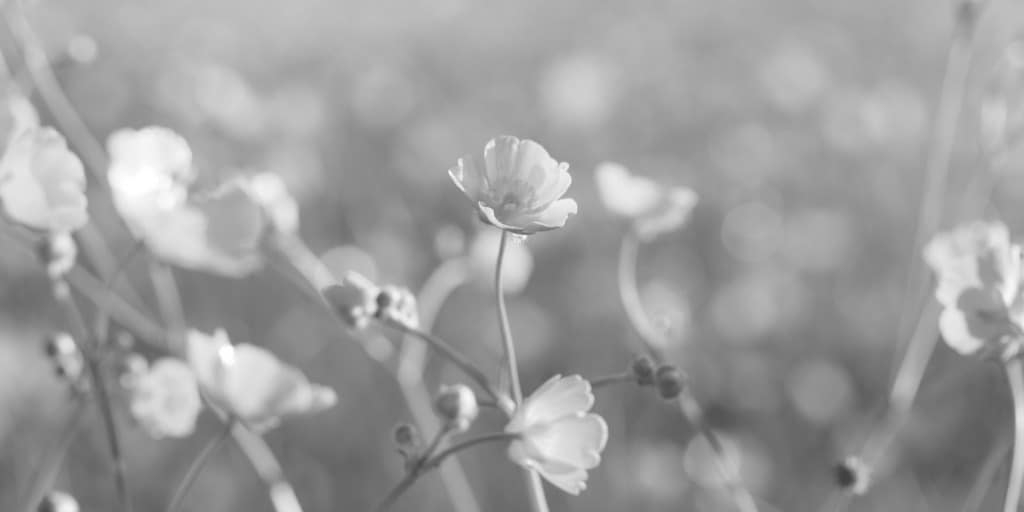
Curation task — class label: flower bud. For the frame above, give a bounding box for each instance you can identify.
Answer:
[44,333,83,382]
[376,285,419,329]
[393,422,420,449]
[654,364,685,400]
[321,271,380,329]
[38,490,79,512]
[37,233,77,280]
[434,384,479,432]
[631,354,656,386]
[834,456,871,495]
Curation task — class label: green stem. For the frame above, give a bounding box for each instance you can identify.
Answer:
[494,230,549,512]
[165,420,234,512]
[1005,357,1024,512]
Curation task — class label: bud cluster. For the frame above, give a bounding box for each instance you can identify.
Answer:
[630,354,687,400]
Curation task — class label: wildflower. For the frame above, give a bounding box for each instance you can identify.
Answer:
[376,285,419,329]
[127,357,202,439]
[0,127,87,233]
[186,329,337,430]
[924,221,1024,356]
[594,162,698,241]
[322,271,381,329]
[448,136,577,235]
[434,384,478,432]
[243,172,299,235]
[106,127,263,276]
[469,229,534,295]
[0,89,39,150]
[505,375,609,495]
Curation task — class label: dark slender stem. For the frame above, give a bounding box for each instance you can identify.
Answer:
[165,420,234,512]
[590,373,634,390]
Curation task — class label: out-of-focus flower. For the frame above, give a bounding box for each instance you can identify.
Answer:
[0,127,87,233]
[37,233,77,280]
[924,221,1024,356]
[107,127,264,276]
[322,271,381,329]
[505,375,608,495]
[243,172,299,235]
[595,162,697,241]
[469,229,534,294]
[186,329,337,430]
[434,384,478,432]
[127,357,202,439]
[44,332,83,383]
[449,136,577,235]
[0,90,39,150]
[376,285,419,329]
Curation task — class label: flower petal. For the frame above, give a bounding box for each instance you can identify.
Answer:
[484,135,521,183]
[938,306,987,355]
[527,413,608,470]
[508,375,595,432]
[535,466,589,495]
[514,198,578,234]
[448,155,485,201]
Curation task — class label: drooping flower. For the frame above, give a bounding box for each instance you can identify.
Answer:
[449,136,577,235]
[186,329,337,430]
[0,127,88,233]
[505,375,609,495]
[594,162,698,241]
[106,127,264,276]
[322,271,381,330]
[924,221,1024,356]
[126,357,202,439]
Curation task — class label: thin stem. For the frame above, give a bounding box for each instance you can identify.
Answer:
[384,319,501,404]
[165,419,234,512]
[616,232,758,512]
[17,395,88,512]
[1005,357,1024,512]
[494,230,549,512]
[590,372,635,390]
[962,427,1012,512]
[229,422,304,512]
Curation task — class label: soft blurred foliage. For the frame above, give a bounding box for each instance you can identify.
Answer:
[3,0,1024,511]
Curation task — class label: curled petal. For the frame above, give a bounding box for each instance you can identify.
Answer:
[507,375,595,436]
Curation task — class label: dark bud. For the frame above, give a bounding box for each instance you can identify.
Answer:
[655,364,686,400]
[393,423,420,451]
[38,491,79,512]
[631,354,656,386]
[833,456,870,495]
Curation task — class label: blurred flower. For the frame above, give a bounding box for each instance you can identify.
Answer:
[924,221,1023,356]
[376,284,419,329]
[107,127,264,276]
[322,271,381,330]
[505,375,608,495]
[127,357,202,439]
[594,162,697,241]
[243,172,299,235]
[469,229,533,294]
[0,127,87,233]
[0,90,39,150]
[434,384,478,432]
[186,329,337,430]
[449,136,577,235]
[37,232,77,280]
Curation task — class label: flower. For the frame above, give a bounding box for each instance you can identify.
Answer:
[243,172,299,235]
[106,127,264,276]
[322,271,381,329]
[186,329,337,430]
[0,127,87,233]
[434,384,478,432]
[376,284,419,329]
[449,136,577,235]
[924,221,1024,356]
[594,162,697,241]
[505,375,609,495]
[127,357,202,439]
[0,88,39,151]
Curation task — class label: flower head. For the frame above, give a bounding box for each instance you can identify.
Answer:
[924,221,1024,356]
[126,357,202,439]
[594,162,697,241]
[0,127,87,233]
[186,329,337,430]
[449,136,577,235]
[505,375,609,495]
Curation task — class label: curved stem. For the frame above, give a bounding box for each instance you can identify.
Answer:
[1005,357,1024,512]
[494,230,549,512]
[165,420,234,512]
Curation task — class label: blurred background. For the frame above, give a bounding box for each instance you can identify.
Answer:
[3,0,1024,510]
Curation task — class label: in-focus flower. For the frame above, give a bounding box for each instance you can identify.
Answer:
[505,375,609,495]
[434,384,478,432]
[186,329,337,430]
[376,284,419,329]
[322,271,381,329]
[107,127,264,276]
[924,221,1024,356]
[449,136,577,235]
[126,357,202,439]
[0,127,87,233]
[594,162,698,241]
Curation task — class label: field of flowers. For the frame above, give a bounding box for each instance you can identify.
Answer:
[3,0,1024,511]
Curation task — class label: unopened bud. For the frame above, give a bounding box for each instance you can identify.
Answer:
[37,233,77,281]
[393,423,420,451]
[434,384,478,432]
[834,456,871,495]
[38,490,79,512]
[631,354,656,386]
[377,285,419,329]
[655,364,685,400]
[322,271,380,329]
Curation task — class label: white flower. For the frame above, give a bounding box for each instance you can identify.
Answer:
[505,375,609,495]
[924,221,1024,355]
[322,271,381,329]
[127,357,202,439]
[186,329,337,430]
[0,127,87,233]
[594,162,697,241]
[449,136,577,235]
[0,89,39,150]
[243,172,299,235]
